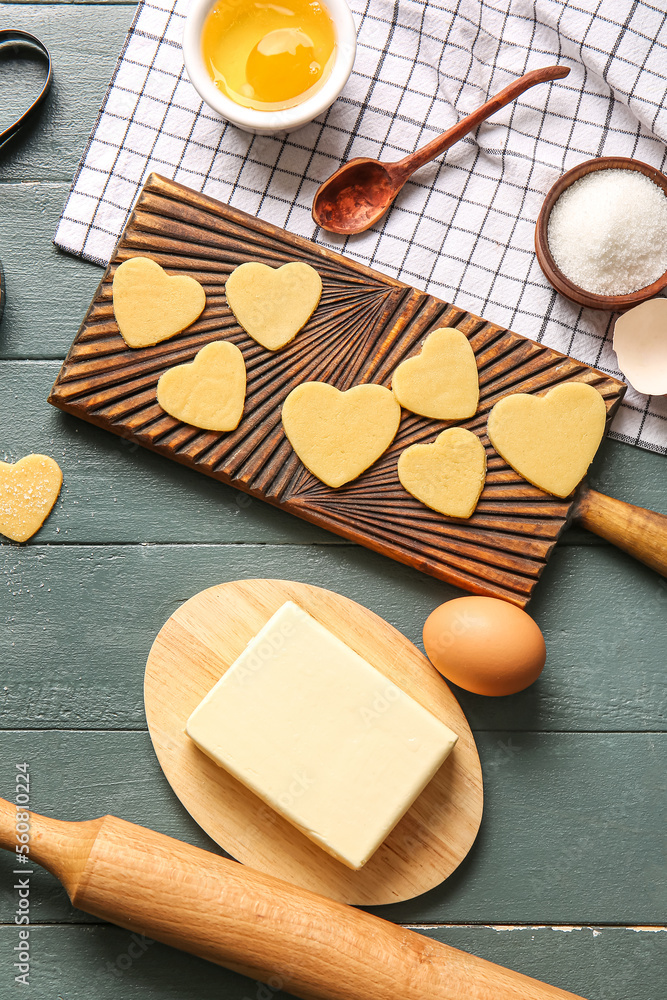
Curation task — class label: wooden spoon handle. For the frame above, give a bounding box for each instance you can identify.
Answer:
[573,485,667,577]
[390,65,570,184]
[0,800,586,1000]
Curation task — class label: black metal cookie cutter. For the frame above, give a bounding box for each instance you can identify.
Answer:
[0,29,53,321]
[0,29,52,147]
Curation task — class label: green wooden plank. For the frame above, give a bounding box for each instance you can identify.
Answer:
[0,362,337,544]
[1,541,665,731]
[0,730,664,925]
[2,542,665,731]
[0,5,135,181]
[0,924,663,1000]
[1,361,666,546]
[0,185,104,360]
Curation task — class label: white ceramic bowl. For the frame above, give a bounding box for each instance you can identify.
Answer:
[182,0,357,135]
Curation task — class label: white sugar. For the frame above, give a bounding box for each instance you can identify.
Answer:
[547,168,667,296]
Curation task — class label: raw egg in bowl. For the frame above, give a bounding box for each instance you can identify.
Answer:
[183,0,357,134]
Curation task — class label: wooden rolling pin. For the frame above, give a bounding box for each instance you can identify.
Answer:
[0,798,585,1000]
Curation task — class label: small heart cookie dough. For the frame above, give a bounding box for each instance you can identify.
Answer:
[225,261,322,351]
[398,428,486,519]
[392,328,479,419]
[0,454,63,542]
[487,381,607,498]
[157,341,246,432]
[113,256,206,349]
[282,382,401,488]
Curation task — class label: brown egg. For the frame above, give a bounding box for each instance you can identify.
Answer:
[423,596,546,696]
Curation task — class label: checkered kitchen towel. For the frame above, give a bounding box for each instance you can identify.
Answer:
[55,0,667,454]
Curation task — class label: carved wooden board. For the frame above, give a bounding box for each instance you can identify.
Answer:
[143,578,483,905]
[49,173,626,606]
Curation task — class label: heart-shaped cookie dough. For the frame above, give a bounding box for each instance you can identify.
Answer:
[392,328,479,419]
[113,256,206,349]
[156,341,246,432]
[398,428,486,519]
[282,382,401,488]
[0,454,63,543]
[225,261,322,351]
[487,381,607,498]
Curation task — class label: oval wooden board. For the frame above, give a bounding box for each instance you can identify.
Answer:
[144,579,483,905]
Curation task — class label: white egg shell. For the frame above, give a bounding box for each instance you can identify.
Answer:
[613,298,667,396]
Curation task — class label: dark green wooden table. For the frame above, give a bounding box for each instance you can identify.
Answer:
[1,4,665,996]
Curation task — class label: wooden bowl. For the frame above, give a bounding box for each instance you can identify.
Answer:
[535,156,667,310]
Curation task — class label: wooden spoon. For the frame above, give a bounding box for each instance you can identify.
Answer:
[312,65,570,235]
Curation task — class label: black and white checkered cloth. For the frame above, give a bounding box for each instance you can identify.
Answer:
[55,0,667,454]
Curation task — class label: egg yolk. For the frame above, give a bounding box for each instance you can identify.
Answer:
[202,0,337,112]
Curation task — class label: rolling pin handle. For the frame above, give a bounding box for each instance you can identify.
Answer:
[573,485,667,577]
[0,796,102,896]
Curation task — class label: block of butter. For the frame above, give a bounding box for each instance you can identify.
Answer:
[186,601,458,870]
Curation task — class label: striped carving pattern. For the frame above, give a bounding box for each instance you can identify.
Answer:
[49,174,626,606]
